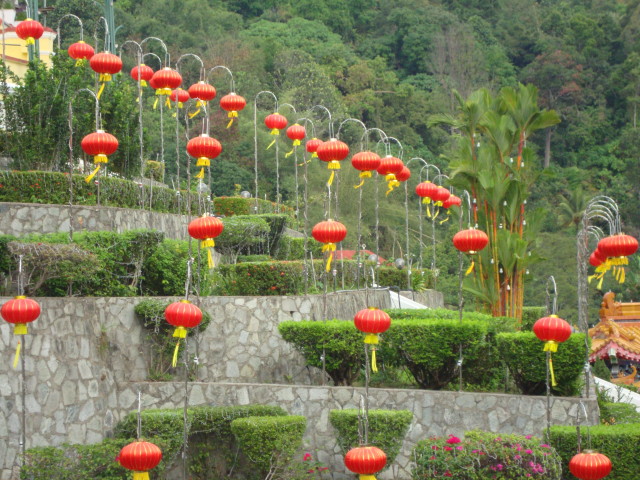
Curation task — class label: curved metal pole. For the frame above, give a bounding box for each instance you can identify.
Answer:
[386,136,404,160]
[337,117,367,138]
[545,276,558,315]
[57,14,84,48]
[141,36,169,66]
[254,91,279,211]
[207,65,235,92]
[407,158,429,269]
[142,52,162,69]
[310,104,334,137]
[93,16,109,52]
[120,40,145,178]
[176,53,205,79]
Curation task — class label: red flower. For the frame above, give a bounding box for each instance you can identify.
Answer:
[270,286,277,290]
[446,435,461,444]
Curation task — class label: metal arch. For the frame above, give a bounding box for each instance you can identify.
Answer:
[93,17,110,52]
[310,104,334,138]
[386,136,404,160]
[253,91,279,207]
[140,36,169,66]
[176,53,205,81]
[142,52,162,69]
[337,118,367,140]
[296,117,316,138]
[208,65,235,92]
[419,163,441,182]
[431,173,450,186]
[57,14,84,48]
[361,127,387,152]
[279,103,297,116]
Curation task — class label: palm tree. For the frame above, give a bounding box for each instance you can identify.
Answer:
[558,186,590,229]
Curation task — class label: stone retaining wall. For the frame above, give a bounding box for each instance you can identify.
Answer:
[0,202,188,240]
[127,382,598,480]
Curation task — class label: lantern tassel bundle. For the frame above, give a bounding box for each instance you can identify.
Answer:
[385,174,400,196]
[354,171,372,189]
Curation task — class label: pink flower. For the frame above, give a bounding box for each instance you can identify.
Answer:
[303,453,312,461]
[514,454,522,460]
[446,435,461,444]
[525,435,532,439]
[525,449,533,454]
[444,472,452,477]
[432,446,439,450]
[540,444,550,448]
[456,446,464,450]
[444,446,453,451]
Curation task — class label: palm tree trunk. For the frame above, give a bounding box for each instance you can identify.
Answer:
[544,129,552,168]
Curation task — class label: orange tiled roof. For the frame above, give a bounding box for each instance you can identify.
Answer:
[589,318,640,362]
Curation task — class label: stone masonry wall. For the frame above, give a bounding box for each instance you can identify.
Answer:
[0,203,188,240]
[0,290,390,479]
[125,382,598,480]
[0,290,598,479]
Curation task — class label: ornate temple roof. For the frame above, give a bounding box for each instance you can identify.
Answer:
[590,318,640,362]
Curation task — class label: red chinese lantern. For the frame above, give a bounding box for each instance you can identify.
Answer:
[188,214,224,269]
[597,234,638,264]
[90,52,123,99]
[219,92,246,127]
[432,186,451,206]
[317,138,350,186]
[188,81,216,104]
[442,194,461,209]
[130,64,154,87]
[312,219,347,272]
[354,307,391,372]
[1,296,40,336]
[16,19,44,45]
[285,124,306,157]
[68,41,94,65]
[589,250,605,268]
[264,113,288,150]
[81,130,118,183]
[415,181,438,204]
[533,314,571,386]
[395,166,411,182]
[351,151,381,188]
[169,88,190,109]
[151,67,182,108]
[165,299,203,366]
[344,446,387,480]
[569,451,612,480]
[305,137,323,157]
[377,156,403,195]
[453,228,489,274]
[118,441,163,480]
[187,134,222,180]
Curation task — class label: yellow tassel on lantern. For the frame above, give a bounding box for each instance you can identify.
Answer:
[153,97,159,110]
[322,242,337,272]
[227,111,238,128]
[99,73,112,83]
[26,37,35,45]
[385,179,400,196]
[359,475,377,480]
[433,209,440,220]
[285,147,296,158]
[133,472,150,480]
[196,157,210,167]
[195,168,205,179]
[13,340,21,369]
[173,326,187,339]
[172,340,181,367]
[75,58,86,67]
[201,239,215,268]
[465,260,475,275]
[85,165,101,183]
[354,171,372,189]
[543,340,558,353]
[97,82,106,100]
[188,108,201,119]
[548,355,557,387]
[266,139,276,150]
[364,333,380,373]
[422,197,432,204]
[439,212,451,224]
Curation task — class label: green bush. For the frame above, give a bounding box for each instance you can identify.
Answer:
[599,402,640,425]
[413,431,562,479]
[384,308,495,322]
[382,319,490,389]
[134,299,212,380]
[274,236,309,260]
[377,267,434,291]
[22,438,135,480]
[115,405,288,480]
[496,332,587,396]
[0,171,296,219]
[238,254,272,262]
[215,215,271,260]
[278,320,363,385]
[592,358,611,381]
[230,415,306,476]
[549,424,640,480]
[329,409,412,467]
[521,306,546,330]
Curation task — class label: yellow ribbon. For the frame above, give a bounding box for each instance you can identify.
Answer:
[327,171,335,187]
[322,243,337,272]
[543,341,558,353]
[426,206,431,218]
[285,146,296,158]
[227,111,238,128]
[195,168,205,179]
[549,354,557,387]
[328,160,341,170]
[439,213,450,224]
[196,157,210,167]
[13,341,21,369]
[188,108,201,119]
[365,334,380,372]
[465,260,475,275]
[266,139,276,150]
[85,166,101,183]
[173,326,187,339]
[433,209,440,220]
[97,82,106,100]
[422,197,432,204]
[172,340,181,367]
[153,97,159,110]
[99,73,112,83]
[354,171,372,189]
[385,179,400,196]
[133,472,150,480]
[202,239,215,268]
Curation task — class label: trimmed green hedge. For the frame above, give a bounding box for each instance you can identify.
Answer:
[521,306,547,330]
[385,308,495,322]
[21,438,135,480]
[230,415,306,476]
[496,332,587,396]
[0,171,294,218]
[214,259,434,296]
[413,431,562,479]
[550,424,640,480]
[599,402,640,425]
[279,317,515,389]
[329,409,412,467]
